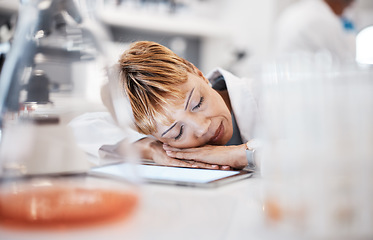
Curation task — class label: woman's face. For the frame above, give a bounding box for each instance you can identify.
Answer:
[153,72,233,148]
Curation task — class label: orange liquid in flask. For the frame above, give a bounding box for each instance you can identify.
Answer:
[0,183,139,230]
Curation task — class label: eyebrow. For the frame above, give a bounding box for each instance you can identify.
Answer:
[161,87,195,137]
[161,122,177,137]
[184,87,195,110]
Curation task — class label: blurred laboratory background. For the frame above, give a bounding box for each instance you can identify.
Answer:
[0,1,373,239]
[1,0,373,78]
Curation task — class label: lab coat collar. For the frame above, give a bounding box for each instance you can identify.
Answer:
[206,68,259,142]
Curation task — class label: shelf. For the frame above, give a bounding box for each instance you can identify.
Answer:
[0,1,19,14]
[98,9,225,38]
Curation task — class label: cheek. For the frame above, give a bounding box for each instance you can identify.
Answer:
[210,92,228,112]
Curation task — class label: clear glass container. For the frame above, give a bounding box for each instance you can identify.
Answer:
[0,0,140,233]
[259,53,373,239]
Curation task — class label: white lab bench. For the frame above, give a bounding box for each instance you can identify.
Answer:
[0,173,288,240]
[0,98,278,239]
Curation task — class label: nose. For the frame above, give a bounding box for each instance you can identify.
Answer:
[191,115,210,138]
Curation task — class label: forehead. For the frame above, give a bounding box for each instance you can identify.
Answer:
[180,72,203,91]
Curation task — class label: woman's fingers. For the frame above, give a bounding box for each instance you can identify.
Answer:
[165,150,197,160]
[167,158,194,168]
[189,161,220,169]
[166,158,218,170]
[166,151,226,170]
[220,165,232,170]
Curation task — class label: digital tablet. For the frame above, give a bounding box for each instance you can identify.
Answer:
[89,163,254,188]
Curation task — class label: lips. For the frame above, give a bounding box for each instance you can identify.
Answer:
[209,122,224,145]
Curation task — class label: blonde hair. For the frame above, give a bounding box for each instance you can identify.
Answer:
[118,41,197,135]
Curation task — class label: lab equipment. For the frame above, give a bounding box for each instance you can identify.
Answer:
[259,53,373,239]
[0,0,102,175]
[0,0,140,230]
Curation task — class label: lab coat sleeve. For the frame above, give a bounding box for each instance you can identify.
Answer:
[68,112,147,158]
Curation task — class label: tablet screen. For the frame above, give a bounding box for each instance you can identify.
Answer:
[90,163,252,187]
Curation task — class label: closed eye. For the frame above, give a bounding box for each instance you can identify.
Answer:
[175,125,184,140]
[192,96,204,111]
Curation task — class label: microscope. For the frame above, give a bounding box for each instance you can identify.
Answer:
[0,0,111,175]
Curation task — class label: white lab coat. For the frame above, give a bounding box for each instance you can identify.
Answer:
[68,68,259,158]
[274,0,356,60]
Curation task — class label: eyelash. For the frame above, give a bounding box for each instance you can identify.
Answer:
[175,125,184,140]
[192,97,204,111]
[174,96,203,141]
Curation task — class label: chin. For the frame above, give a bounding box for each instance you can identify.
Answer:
[222,126,234,145]
[220,135,232,145]
[213,132,232,146]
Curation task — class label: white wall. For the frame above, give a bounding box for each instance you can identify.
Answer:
[201,0,278,76]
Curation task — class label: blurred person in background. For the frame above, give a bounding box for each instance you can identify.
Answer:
[70,41,260,171]
[274,0,356,59]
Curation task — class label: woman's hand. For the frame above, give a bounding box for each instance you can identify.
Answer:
[133,138,222,169]
[163,144,248,170]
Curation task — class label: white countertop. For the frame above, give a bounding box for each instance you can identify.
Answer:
[0,174,290,240]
